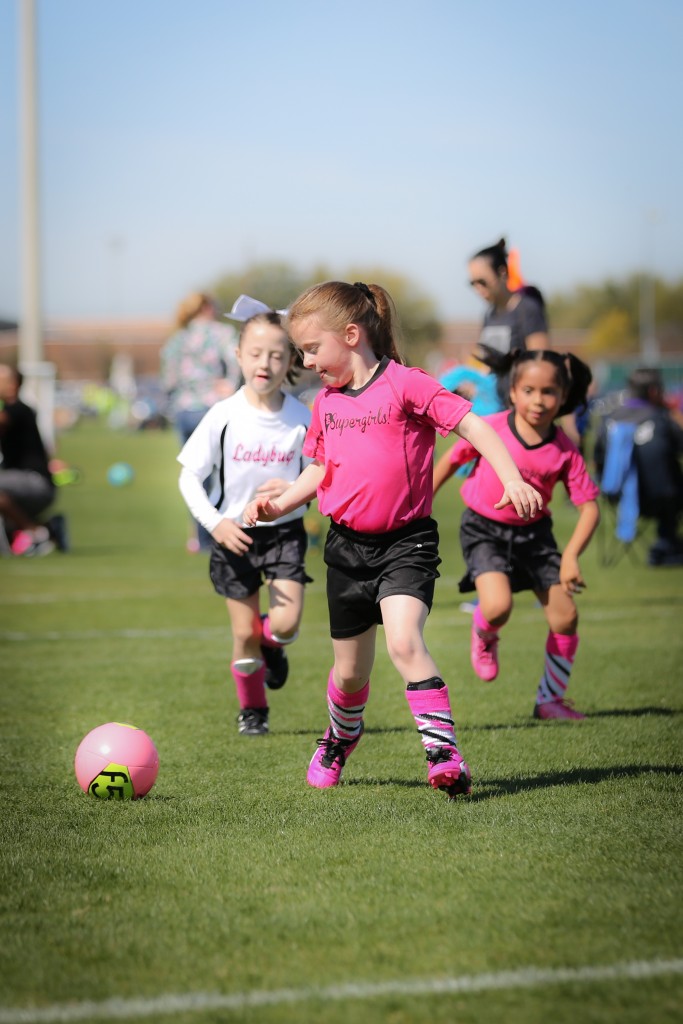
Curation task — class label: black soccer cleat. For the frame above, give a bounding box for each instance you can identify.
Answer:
[261,644,289,690]
[236,707,269,736]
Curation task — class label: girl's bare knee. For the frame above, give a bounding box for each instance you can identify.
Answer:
[333,667,368,691]
[547,610,578,635]
[480,602,512,627]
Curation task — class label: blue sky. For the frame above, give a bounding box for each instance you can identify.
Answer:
[1,0,681,323]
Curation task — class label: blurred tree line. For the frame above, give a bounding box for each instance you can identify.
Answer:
[548,275,683,356]
[212,262,683,365]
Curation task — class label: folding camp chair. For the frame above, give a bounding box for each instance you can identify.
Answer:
[596,419,649,566]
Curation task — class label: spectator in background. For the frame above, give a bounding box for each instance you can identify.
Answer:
[468,237,549,362]
[594,367,683,567]
[467,237,581,445]
[0,364,56,556]
[161,292,241,552]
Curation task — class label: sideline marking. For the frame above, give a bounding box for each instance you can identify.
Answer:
[1,958,681,1023]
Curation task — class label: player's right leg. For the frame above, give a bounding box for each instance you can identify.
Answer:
[307,630,376,789]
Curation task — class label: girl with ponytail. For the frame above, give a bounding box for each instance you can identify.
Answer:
[244,280,543,798]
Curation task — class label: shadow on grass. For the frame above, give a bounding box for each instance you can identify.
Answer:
[466,705,681,732]
[281,707,679,740]
[345,763,683,797]
[586,705,681,718]
[474,763,683,800]
[281,725,413,738]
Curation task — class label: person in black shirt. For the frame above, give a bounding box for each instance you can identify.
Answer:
[468,237,549,358]
[0,364,56,555]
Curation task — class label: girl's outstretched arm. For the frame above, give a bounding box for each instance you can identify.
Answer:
[455,411,543,521]
[242,462,325,525]
[559,499,600,595]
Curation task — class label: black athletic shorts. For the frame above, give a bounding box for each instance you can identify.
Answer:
[209,519,311,600]
[324,517,441,639]
[458,507,561,595]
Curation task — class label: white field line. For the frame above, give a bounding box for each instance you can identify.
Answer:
[0,958,681,1023]
[0,628,226,642]
[0,606,676,644]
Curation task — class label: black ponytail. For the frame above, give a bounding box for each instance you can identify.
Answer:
[561,352,593,416]
[472,237,508,274]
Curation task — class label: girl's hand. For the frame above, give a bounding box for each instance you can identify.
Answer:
[212,518,253,555]
[560,553,586,596]
[494,480,543,521]
[254,477,290,501]
[243,495,283,526]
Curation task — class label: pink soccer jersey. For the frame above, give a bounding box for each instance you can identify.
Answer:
[303,358,471,533]
[449,410,599,524]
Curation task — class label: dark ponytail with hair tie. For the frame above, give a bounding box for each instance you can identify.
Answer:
[353,281,376,307]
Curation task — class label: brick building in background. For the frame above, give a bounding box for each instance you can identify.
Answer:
[0,317,592,384]
[0,319,171,382]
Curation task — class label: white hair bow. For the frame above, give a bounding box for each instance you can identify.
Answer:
[225,294,288,322]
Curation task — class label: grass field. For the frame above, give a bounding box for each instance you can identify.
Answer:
[1,421,682,1024]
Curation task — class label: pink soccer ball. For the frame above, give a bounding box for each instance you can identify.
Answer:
[75,722,159,800]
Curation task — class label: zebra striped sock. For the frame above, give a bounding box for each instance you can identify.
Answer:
[536,632,579,704]
[327,672,369,742]
[405,677,458,751]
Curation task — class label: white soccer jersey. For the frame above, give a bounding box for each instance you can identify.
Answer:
[178,387,311,532]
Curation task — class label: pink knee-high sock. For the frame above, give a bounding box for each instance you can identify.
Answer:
[536,632,579,705]
[473,606,500,637]
[327,670,369,742]
[231,662,268,710]
[405,677,458,751]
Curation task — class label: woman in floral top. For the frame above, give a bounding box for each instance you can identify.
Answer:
[161,292,241,551]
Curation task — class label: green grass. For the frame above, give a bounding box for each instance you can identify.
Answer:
[1,422,682,1024]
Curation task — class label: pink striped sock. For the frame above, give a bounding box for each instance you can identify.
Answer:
[231,662,268,710]
[327,671,369,742]
[536,632,579,704]
[405,678,458,751]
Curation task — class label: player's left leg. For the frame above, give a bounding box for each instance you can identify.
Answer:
[226,593,269,736]
[533,585,585,721]
[381,594,471,798]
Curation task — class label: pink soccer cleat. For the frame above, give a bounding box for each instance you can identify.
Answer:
[470,622,499,681]
[426,745,472,798]
[307,724,364,788]
[533,698,586,721]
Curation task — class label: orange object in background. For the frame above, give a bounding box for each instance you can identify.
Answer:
[507,248,525,291]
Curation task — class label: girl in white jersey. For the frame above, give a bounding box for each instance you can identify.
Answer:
[243,281,543,799]
[434,349,599,720]
[178,309,311,737]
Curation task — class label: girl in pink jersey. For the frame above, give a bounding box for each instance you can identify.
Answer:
[433,349,599,719]
[243,281,543,799]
